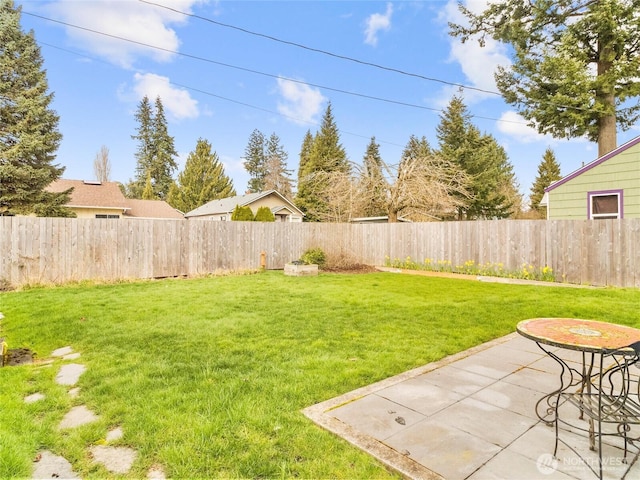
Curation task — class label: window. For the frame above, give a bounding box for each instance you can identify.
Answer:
[220,215,226,221]
[95,214,120,219]
[588,190,622,220]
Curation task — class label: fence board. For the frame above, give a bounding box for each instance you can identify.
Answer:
[1,217,639,288]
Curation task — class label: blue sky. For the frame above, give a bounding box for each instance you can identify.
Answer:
[19,0,640,202]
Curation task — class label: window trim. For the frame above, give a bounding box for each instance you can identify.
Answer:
[587,189,623,220]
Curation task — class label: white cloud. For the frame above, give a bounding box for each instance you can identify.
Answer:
[496,111,547,143]
[364,3,393,47]
[132,73,199,121]
[45,0,205,68]
[276,78,326,125]
[439,0,511,104]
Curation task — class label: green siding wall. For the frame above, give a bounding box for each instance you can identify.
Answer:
[547,140,640,219]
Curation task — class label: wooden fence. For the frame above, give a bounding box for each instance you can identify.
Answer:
[1,217,639,288]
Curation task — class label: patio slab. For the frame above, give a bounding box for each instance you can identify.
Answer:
[303,332,640,480]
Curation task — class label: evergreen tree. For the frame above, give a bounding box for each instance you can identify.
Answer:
[167,138,235,213]
[295,103,350,222]
[450,1,640,157]
[142,173,155,200]
[150,96,178,199]
[128,96,177,200]
[436,95,517,219]
[263,133,293,198]
[294,130,315,220]
[254,205,275,222]
[360,137,387,217]
[243,129,266,193]
[129,95,154,198]
[309,102,349,173]
[530,148,562,216]
[0,0,72,216]
[231,204,254,221]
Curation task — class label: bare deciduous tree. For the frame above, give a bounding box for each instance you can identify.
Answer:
[299,153,471,223]
[93,145,111,182]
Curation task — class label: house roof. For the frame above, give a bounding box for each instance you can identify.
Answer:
[545,135,640,193]
[47,179,129,211]
[184,190,303,218]
[124,199,184,219]
[47,179,184,219]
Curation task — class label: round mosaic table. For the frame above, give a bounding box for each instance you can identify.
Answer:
[517,318,640,480]
[517,318,640,354]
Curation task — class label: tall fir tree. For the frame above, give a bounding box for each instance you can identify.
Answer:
[150,96,178,199]
[167,138,235,213]
[436,95,517,219]
[294,130,315,219]
[450,1,640,157]
[263,133,293,198]
[295,103,350,221]
[530,148,562,217]
[360,137,387,217]
[128,96,177,200]
[0,0,72,216]
[243,129,266,193]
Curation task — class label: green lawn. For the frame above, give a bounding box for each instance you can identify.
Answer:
[1,272,639,478]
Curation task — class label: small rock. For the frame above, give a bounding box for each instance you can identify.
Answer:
[106,427,123,442]
[32,450,79,479]
[56,364,86,386]
[90,446,137,474]
[59,405,98,429]
[68,387,80,398]
[51,346,73,357]
[24,392,45,404]
[62,352,81,360]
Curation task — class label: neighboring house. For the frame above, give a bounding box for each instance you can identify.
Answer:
[46,179,184,219]
[124,199,184,220]
[541,136,640,220]
[184,190,303,222]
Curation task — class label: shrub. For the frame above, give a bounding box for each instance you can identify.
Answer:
[231,205,254,221]
[254,206,275,222]
[301,247,326,266]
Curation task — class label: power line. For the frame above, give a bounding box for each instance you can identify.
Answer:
[36,41,406,149]
[23,10,527,128]
[139,0,595,115]
[139,0,503,98]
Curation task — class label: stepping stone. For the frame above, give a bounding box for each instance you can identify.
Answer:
[56,364,86,386]
[24,393,45,404]
[59,405,98,429]
[51,346,73,357]
[63,352,81,360]
[89,446,137,474]
[32,450,79,479]
[147,464,167,479]
[106,426,123,442]
[68,387,80,398]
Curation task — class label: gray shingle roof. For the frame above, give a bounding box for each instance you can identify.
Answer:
[185,190,302,218]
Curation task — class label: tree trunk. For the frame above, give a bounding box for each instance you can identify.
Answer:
[388,209,398,223]
[597,104,617,157]
[597,38,617,158]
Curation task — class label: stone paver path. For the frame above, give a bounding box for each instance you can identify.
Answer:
[32,451,79,480]
[59,405,98,429]
[55,363,86,386]
[89,446,138,474]
[30,345,166,479]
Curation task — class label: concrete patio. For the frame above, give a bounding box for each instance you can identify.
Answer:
[304,333,640,480]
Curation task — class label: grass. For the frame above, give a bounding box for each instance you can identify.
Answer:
[1,271,640,478]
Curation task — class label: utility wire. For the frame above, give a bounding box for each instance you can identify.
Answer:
[139,0,502,98]
[23,10,527,127]
[139,0,594,114]
[36,41,406,149]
